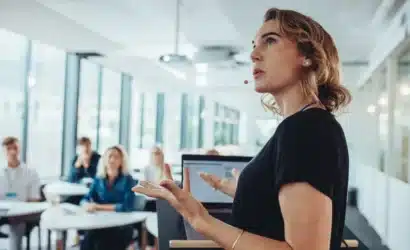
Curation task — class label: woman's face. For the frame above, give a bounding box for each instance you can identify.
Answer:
[106,148,122,175]
[251,20,305,94]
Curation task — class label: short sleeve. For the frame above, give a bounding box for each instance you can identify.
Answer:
[275,121,339,198]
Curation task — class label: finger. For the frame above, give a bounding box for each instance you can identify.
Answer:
[160,179,186,200]
[232,168,241,180]
[132,186,166,199]
[139,180,161,190]
[183,167,190,192]
[163,163,173,181]
[199,172,221,189]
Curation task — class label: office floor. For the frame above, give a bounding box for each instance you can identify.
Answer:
[0,207,389,250]
[345,206,390,250]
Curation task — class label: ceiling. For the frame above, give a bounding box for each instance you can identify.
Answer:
[0,0,398,118]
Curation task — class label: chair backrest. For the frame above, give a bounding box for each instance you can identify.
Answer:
[39,184,47,202]
[133,194,147,211]
[157,199,186,250]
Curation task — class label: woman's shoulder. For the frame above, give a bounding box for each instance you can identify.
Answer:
[122,173,137,184]
[278,108,339,135]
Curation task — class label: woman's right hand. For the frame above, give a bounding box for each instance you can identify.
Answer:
[163,163,190,192]
[199,169,241,198]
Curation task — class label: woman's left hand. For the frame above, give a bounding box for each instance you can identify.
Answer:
[132,179,211,233]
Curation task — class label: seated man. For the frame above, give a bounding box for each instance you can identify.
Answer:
[0,136,41,250]
[68,137,101,184]
[80,145,136,250]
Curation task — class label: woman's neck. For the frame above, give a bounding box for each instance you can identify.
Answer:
[273,85,316,118]
[107,173,119,183]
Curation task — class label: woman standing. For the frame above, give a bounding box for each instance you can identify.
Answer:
[134,8,351,250]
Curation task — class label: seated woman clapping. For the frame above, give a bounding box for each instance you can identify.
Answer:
[80,145,136,250]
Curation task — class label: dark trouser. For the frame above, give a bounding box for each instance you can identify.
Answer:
[144,200,157,246]
[64,195,83,205]
[80,226,133,250]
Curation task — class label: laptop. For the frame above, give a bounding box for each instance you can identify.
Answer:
[181,154,252,239]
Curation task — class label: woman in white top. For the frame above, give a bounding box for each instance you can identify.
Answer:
[143,146,170,184]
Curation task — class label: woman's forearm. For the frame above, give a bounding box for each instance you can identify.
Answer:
[95,204,116,211]
[201,216,292,250]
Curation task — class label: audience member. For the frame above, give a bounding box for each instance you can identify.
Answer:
[68,137,100,184]
[0,136,41,250]
[80,145,136,250]
[206,148,220,155]
[143,146,170,184]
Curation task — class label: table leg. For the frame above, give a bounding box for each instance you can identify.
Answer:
[47,230,51,250]
[55,230,67,250]
[141,221,148,250]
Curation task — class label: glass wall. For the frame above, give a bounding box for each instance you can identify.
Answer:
[356,47,410,183]
[141,92,157,148]
[155,93,165,145]
[130,90,142,169]
[0,27,248,177]
[396,49,410,183]
[77,60,100,148]
[213,102,241,146]
[26,41,66,178]
[98,68,121,151]
[0,29,28,164]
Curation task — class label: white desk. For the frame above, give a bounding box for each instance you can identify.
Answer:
[43,181,89,197]
[41,204,152,250]
[0,201,49,217]
[145,213,158,237]
[40,203,152,231]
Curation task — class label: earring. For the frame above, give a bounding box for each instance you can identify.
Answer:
[303,59,311,67]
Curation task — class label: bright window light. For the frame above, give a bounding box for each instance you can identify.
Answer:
[195,63,208,73]
[28,75,36,88]
[196,74,207,86]
[367,105,376,114]
[378,96,388,106]
[400,83,410,96]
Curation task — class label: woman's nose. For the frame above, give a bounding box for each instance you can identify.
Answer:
[250,48,262,62]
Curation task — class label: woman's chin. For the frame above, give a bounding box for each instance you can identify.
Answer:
[254,83,269,93]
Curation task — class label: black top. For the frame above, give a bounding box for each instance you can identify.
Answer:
[68,151,101,183]
[230,108,349,250]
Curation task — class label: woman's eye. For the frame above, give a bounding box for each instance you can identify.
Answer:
[265,37,277,45]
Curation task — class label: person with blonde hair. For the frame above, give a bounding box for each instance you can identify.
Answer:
[134,7,351,250]
[143,146,170,184]
[80,145,136,250]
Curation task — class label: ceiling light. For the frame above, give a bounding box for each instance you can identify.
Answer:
[161,55,171,62]
[367,105,376,114]
[400,83,410,96]
[378,96,388,106]
[157,63,186,80]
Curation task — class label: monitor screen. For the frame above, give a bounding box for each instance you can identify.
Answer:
[182,155,252,204]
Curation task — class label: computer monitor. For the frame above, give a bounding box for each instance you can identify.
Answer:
[181,154,252,204]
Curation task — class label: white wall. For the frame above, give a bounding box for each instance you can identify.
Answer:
[354,164,410,250]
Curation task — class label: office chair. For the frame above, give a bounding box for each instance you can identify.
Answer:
[131,194,148,248]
